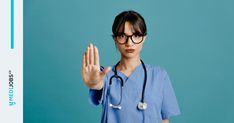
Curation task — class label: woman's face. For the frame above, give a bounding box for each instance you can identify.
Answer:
[114,21,146,59]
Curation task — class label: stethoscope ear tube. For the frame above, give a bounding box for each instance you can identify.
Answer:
[109,75,124,87]
[109,103,122,110]
[108,59,148,110]
[109,73,123,109]
[140,59,147,109]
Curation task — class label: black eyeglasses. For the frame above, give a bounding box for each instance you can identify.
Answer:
[113,33,146,44]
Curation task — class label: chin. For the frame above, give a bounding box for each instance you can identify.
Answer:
[122,53,138,59]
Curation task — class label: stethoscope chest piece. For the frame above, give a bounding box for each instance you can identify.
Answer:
[109,103,122,110]
[108,59,148,111]
[137,102,147,110]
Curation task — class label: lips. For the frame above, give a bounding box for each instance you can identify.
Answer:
[125,49,135,53]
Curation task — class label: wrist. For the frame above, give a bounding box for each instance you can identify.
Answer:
[88,80,103,90]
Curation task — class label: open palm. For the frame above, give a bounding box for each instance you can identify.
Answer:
[81,43,110,90]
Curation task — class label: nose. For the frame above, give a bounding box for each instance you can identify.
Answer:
[125,37,134,47]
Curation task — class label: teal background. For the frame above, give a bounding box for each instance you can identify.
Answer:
[24,0,234,123]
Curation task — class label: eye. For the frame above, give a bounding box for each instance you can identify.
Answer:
[118,34,126,38]
[133,34,141,38]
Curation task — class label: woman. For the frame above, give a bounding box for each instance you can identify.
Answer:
[81,10,180,123]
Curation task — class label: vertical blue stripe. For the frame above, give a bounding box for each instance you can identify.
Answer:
[11,0,14,49]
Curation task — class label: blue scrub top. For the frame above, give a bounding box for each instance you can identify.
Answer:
[89,64,181,123]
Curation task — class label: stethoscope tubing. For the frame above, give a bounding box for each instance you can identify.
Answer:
[107,59,147,110]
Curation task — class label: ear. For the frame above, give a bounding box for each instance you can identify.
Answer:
[112,37,118,48]
[113,36,119,44]
[142,35,147,43]
[112,36,116,41]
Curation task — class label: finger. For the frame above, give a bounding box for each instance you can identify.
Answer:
[86,46,90,65]
[89,43,94,65]
[94,45,100,66]
[100,67,111,78]
[103,67,111,74]
[82,53,86,68]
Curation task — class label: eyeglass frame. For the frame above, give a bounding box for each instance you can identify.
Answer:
[112,33,147,45]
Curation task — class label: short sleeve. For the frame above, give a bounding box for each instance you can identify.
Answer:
[161,69,181,119]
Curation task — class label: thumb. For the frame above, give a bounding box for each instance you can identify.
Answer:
[103,66,111,74]
[100,66,111,77]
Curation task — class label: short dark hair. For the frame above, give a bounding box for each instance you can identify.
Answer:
[112,10,147,36]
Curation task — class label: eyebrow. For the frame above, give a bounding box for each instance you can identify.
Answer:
[116,32,144,36]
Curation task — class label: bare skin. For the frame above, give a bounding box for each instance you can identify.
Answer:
[81,43,111,90]
[81,21,169,123]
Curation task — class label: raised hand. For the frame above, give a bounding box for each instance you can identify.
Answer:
[81,43,111,90]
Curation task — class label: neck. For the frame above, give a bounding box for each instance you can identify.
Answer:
[117,56,141,71]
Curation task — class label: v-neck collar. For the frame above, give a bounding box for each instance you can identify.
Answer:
[115,63,142,82]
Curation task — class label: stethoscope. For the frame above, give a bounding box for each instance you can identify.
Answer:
[108,59,148,111]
